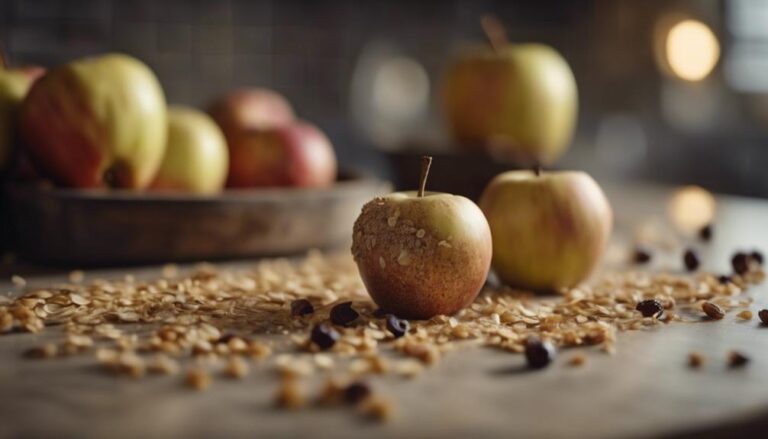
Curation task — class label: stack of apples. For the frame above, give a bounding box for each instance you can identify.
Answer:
[2,53,337,194]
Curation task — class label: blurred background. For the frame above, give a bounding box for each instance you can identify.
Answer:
[1,0,766,196]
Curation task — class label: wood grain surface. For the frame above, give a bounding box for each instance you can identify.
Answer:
[1,182,768,438]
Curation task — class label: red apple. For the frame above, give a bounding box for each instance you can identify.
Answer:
[0,63,44,173]
[19,53,167,189]
[208,88,295,133]
[352,157,492,319]
[225,121,337,188]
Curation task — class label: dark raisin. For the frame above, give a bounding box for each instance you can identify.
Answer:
[290,299,314,317]
[636,299,663,318]
[758,309,768,325]
[702,302,725,320]
[751,250,764,265]
[728,351,750,368]
[372,308,388,318]
[698,224,713,242]
[683,249,700,272]
[310,323,339,350]
[717,275,731,284]
[385,315,409,338]
[330,301,359,326]
[632,247,652,264]
[343,381,371,404]
[525,337,556,369]
[732,252,750,275]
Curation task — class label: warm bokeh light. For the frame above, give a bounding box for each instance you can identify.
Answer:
[668,185,717,233]
[665,19,720,81]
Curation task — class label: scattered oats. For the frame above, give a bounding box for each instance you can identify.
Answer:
[317,377,345,406]
[737,310,753,320]
[358,395,394,423]
[223,356,249,379]
[185,367,211,391]
[438,240,452,248]
[275,377,305,409]
[11,275,26,288]
[416,229,425,238]
[68,270,85,284]
[568,353,586,367]
[379,257,386,269]
[23,343,57,359]
[402,342,440,365]
[314,354,334,369]
[147,355,180,375]
[162,264,179,278]
[0,250,764,418]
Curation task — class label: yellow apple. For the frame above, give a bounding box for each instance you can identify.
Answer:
[479,170,612,290]
[0,65,44,172]
[442,44,578,165]
[149,106,228,194]
[20,53,167,188]
[352,157,492,319]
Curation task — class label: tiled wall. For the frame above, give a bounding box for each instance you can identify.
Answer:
[3,0,766,197]
[0,0,595,170]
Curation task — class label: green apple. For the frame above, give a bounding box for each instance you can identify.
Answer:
[20,53,167,188]
[479,170,612,291]
[149,106,228,194]
[0,65,44,173]
[442,44,578,165]
[352,157,492,319]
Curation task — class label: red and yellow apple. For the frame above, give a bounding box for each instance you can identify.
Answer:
[352,157,492,319]
[149,106,228,194]
[19,53,167,188]
[208,88,295,133]
[223,121,336,188]
[442,44,578,165]
[209,88,336,188]
[479,170,612,290]
[0,63,44,173]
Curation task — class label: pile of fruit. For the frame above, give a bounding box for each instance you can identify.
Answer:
[0,53,336,194]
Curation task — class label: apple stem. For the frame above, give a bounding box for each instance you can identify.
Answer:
[418,155,433,198]
[480,14,508,52]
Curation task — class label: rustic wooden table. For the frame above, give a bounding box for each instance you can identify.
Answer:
[1,182,768,438]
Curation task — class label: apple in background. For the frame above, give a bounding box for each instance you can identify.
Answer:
[352,157,492,319]
[224,121,336,188]
[0,62,45,173]
[479,170,612,291]
[209,88,336,188]
[208,88,295,133]
[149,106,229,194]
[19,53,167,189]
[442,42,578,165]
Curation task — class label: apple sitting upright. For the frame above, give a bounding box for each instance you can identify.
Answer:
[19,53,167,189]
[149,106,229,194]
[479,170,612,291]
[0,62,44,173]
[442,43,578,165]
[209,89,337,188]
[352,157,492,319]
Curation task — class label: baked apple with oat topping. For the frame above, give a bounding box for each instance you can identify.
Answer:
[351,156,492,319]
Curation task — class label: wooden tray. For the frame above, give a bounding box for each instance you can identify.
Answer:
[4,171,390,266]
